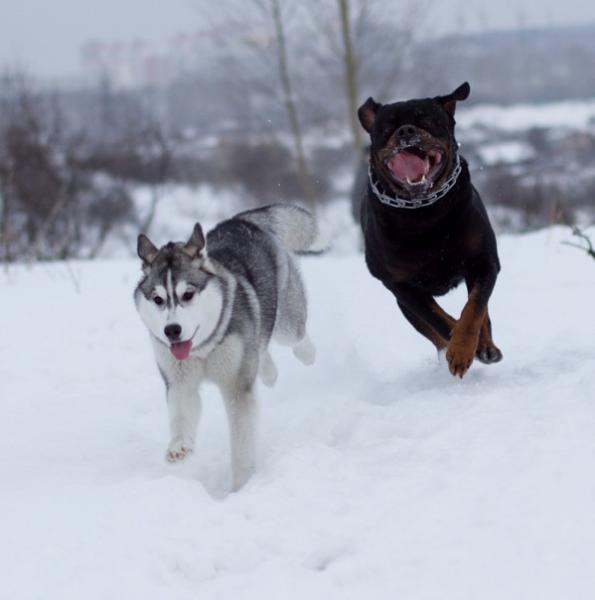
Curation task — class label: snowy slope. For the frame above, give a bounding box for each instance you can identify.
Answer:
[458,98,595,133]
[0,225,594,600]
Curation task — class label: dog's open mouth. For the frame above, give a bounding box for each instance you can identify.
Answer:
[386,146,444,189]
[170,340,192,360]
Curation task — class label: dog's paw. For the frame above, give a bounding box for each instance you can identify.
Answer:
[446,337,476,378]
[165,439,194,463]
[476,342,503,364]
[259,351,278,388]
[293,336,316,366]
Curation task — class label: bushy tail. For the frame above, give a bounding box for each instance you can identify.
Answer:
[236,204,316,252]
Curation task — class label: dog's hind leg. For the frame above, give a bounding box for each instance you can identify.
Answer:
[447,262,499,377]
[273,255,316,365]
[292,334,316,365]
[274,257,306,342]
[259,349,278,387]
[475,310,503,364]
[221,383,257,491]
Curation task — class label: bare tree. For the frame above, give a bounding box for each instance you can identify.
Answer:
[0,71,137,262]
[195,1,318,207]
[338,0,363,153]
[305,0,429,156]
[0,161,14,262]
[562,225,595,261]
[269,0,316,206]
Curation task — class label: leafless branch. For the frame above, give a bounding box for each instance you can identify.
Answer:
[562,225,595,260]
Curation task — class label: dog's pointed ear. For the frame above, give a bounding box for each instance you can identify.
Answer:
[436,81,470,116]
[137,234,158,264]
[358,97,382,133]
[182,222,205,258]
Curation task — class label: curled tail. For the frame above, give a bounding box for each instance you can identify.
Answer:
[236,204,316,252]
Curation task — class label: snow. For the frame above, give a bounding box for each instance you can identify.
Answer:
[1,220,594,599]
[459,98,595,132]
[477,141,535,166]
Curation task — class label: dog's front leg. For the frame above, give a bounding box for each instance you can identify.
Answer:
[164,371,202,462]
[447,262,498,377]
[221,383,257,491]
[388,282,456,342]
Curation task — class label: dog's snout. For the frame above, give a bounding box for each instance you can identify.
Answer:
[164,323,182,341]
[397,124,417,138]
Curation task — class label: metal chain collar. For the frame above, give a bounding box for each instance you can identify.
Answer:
[368,154,462,210]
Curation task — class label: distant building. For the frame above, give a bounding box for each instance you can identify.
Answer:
[80,29,222,88]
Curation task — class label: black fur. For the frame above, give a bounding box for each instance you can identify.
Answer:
[358,82,502,377]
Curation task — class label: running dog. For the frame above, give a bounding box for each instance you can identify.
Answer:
[358,82,502,377]
[135,205,316,489]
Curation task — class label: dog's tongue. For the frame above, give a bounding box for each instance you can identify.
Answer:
[170,340,192,360]
[388,150,427,183]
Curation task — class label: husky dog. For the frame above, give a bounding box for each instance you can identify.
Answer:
[134,205,316,490]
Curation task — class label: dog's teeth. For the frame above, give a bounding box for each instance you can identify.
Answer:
[424,156,430,174]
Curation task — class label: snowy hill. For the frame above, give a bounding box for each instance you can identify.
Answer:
[1,226,594,599]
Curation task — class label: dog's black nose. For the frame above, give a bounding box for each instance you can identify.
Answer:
[397,124,417,138]
[164,324,182,341]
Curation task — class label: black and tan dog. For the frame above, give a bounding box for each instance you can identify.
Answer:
[357,82,502,378]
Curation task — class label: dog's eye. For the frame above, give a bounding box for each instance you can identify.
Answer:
[182,291,195,302]
[153,296,164,306]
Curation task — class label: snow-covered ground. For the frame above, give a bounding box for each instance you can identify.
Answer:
[459,97,595,133]
[1,221,594,599]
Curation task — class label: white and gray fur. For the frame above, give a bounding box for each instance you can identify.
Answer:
[134,204,316,490]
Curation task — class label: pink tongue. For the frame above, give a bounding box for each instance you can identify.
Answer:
[170,340,192,360]
[388,150,426,182]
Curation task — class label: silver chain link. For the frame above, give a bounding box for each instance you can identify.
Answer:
[368,154,462,210]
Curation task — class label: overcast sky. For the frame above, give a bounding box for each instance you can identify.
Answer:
[2,0,595,80]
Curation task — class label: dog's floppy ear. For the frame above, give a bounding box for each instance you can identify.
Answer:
[358,97,382,133]
[137,234,158,264]
[435,81,470,116]
[181,222,205,258]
